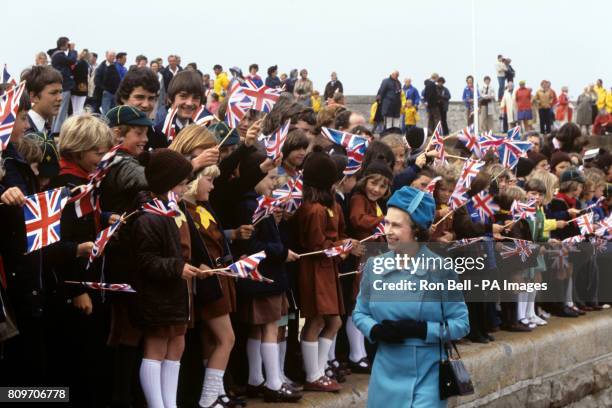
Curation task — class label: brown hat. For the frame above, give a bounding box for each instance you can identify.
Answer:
[549,151,571,171]
[303,147,338,190]
[143,148,193,194]
[527,150,547,166]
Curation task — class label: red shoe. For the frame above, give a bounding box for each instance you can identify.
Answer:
[303,375,342,392]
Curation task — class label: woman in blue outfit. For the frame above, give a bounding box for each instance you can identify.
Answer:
[353,186,470,408]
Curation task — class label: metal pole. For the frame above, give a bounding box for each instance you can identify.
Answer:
[471,0,479,136]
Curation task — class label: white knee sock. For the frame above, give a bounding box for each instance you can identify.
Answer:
[278,340,287,380]
[199,368,224,407]
[327,335,337,363]
[261,342,282,391]
[566,277,574,307]
[517,293,528,320]
[161,360,180,408]
[317,337,333,378]
[247,338,264,386]
[300,340,319,382]
[527,291,537,318]
[140,359,164,408]
[346,317,366,363]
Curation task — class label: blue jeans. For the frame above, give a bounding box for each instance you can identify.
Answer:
[497,77,505,101]
[101,91,116,115]
[51,91,71,134]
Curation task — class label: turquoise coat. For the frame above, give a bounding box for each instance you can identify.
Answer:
[352,246,470,408]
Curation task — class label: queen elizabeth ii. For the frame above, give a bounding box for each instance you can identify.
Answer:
[353,186,470,407]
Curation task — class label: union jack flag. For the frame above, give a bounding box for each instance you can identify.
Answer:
[562,235,583,244]
[23,187,69,253]
[448,185,469,210]
[321,127,369,150]
[457,125,482,157]
[471,190,499,221]
[2,65,16,85]
[141,196,180,218]
[240,79,281,113]
[425,176,442,194]
[87,219,122,268]
[430,122,446,162]
[344,142,367,175]
[498,139,532,169]
[500,239,534,262]
[457,159,484,189]
[511,198,537,221]
[551,247,570,270]
[574,213,595,235]
[448,237,485,250]
[66,281,136,293]
[478,131,503,155]
[324,240,353,257]
[594,214,612,237]
[272,173,303,215]
[0,81,27,152]
[373,221,385,238]
[228,251,271,282]
[252,195,281,224]
[264,119,290,161]
[192,105,215,126]
[162,107,179,142]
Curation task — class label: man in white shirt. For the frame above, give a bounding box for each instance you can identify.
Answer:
[479,76,496,132]
[495,54,507,101]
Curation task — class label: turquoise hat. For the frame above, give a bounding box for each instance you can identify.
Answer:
[387,186,436,229]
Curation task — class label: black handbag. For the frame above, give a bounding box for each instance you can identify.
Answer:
[439,302,474,400]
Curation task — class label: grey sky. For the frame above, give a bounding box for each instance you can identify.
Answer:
[5,0,610,100]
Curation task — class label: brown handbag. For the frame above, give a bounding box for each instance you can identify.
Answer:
[439,302,474,400]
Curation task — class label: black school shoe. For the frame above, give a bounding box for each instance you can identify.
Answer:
[245,381,266,398]
[348,357,372,374]
[263,383,303,403]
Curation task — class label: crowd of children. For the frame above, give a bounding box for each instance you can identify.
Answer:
[1,62,611,408]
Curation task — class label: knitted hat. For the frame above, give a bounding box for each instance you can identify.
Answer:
[405,126,427,150]
[527,150,547,166]
[105,105,154,128]
[515,157,535,178]
[550,151,571,171]
[363,160,393,181]
[387,186,436,229]
[559,167,585,184]
[143,148,193,194]
[303,147,338,190]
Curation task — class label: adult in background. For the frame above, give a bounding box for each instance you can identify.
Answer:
[462,75,475,126]
[71,49,90,115]
[324,72,343,101]
[353,186,469,408]
[100,51,122,114]
[265,65,281,89]
[478,76,496,132]
[500,81,517,132]
[515,80,533,131]
[284,69,298,94]
[35,51,48,66]
[575,86,595,134]
[437,77,451,135]
[93,50,114,113]
[422,73,440,133]
[495,54,507,101]
[505,58,515,86]
[246,63,262,85]
[49,36,77,134]
[294,69,313,107]
[535,80,555,134]
[162,55,182,93]
[376,70,402,130]
[85,52,98,110]
[403,78,421,107]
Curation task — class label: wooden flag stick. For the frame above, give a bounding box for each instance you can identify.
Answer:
[298,249,326,258]
[217,130,233,148]
[339,270,361,277]
[359,233,386,243]
[445,154,468,161]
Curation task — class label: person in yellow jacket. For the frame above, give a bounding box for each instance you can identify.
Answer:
[594,79,607,111]
[311,90,322,113]
[213,64,230,100]
[403,99,419,129]
[605,86,612,113]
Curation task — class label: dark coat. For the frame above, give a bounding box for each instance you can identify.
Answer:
[102,63,121,94]
[0,144,76,321]
[546,197,581,240]
[265,76,282,89]
[235,191,289,297]
[50,49,77,92]
[376,76,402,117]
[162,66,182,93]
[422,79,439,107]
[131,212,189,326]
[324,80,344,100]
[71,60,89,96]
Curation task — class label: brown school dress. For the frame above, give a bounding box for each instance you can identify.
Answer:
[239,294,289,325]
[185,201,236,320]
[294,201,346,318]
[349,192,384,305]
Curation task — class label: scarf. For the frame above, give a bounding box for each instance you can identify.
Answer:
[556,192,576,209]
[59,158,90,180]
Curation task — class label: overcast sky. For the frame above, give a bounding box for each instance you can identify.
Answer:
[5,0,610,100]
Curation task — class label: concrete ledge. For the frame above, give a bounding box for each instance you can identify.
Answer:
[248,310,612,407]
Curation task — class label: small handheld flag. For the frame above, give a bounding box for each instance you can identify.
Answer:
[23,187,69,253]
